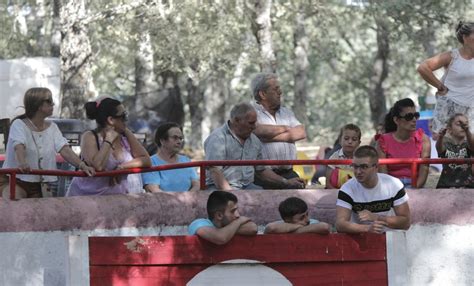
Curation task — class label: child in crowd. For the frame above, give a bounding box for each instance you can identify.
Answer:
[264,197,330,234]
[436,113,474,188]
[325,124,361,189]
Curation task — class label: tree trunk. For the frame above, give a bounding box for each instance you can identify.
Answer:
[135,14,159,118]
[248,0,277,73]
[60,0,96,118]
[206,77,227,132]
[367,17,389,129]
[292,7,309,137]
[155,71,185,126]
[186,71,204,151]
[51,0,61,57]
[27,0,48,56]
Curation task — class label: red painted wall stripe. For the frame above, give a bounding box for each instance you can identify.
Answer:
[89,234,387,285]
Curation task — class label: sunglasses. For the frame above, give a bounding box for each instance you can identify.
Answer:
[350,163,377,170]
[112,112,128,121]
[397,112,420,121]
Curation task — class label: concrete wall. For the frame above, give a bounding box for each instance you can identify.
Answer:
[0,189,472,286]
[0,57,61,120]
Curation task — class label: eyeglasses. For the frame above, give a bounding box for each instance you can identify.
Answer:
[397,112,420,121]
[112,112,128,121]
[169,135,184,141]
[43,99,54,106]
[350,163,377,170]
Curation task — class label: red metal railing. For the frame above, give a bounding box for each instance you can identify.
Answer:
[1,157,473,200]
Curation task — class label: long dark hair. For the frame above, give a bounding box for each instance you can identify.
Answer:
[383,98,416,133]
[84,97,121,129]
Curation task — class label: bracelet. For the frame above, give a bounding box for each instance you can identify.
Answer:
[104,140,115,149]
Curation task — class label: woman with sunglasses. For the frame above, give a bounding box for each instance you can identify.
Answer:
[375,98,431,187]
[66,97,151,196]
[1,87,95,199]
[417,21,474,135]
[142,122,199,192]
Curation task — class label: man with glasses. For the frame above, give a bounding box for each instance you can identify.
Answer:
[336,145,411,234]
[250,73,306,189]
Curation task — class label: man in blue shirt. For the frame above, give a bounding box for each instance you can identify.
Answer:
[188,191,257,245]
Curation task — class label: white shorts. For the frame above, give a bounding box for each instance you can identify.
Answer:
[431,96,474,133]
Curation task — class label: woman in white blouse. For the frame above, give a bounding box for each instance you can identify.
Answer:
[1,88,95,199]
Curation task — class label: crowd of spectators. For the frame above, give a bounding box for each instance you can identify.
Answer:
[1,21,473,243]
[2,70,473,196]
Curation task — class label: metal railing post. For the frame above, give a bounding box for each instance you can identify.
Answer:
[200,164,206,190]
[411,161,418,188]
[9,172,16,200]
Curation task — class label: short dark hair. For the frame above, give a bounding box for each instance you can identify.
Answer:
[354,145,379,162]
[278,197,308,221]
[207,191,238,220]
[340,123,362,141]
[230,102,255,120]
[154,122,182,147]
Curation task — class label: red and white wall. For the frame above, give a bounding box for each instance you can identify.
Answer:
[0,189,472,285]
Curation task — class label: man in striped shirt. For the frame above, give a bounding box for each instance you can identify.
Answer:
[335,145,411,234]
[251,73,306,189]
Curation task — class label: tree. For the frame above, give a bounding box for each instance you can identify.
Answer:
[59,0,96,118]
[248,0,277,73]
[292,2,310,134]
[367,15,389,129]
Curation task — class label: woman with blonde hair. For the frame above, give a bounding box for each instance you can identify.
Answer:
[1,87,95,199]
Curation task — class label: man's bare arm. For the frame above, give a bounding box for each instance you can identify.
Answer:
[237,221,258,235]
[376,203,410,230]
[253,124,289,141]
[195,217,251,245]
[254,124,306,143]
[270,125,306,143]
[294,222,331,234]
[264,221,303,234]
[209,167,233,191]
[256,169,305,189]
[336,206,387,234]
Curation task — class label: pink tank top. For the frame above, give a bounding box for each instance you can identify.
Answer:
[376,129,424,179]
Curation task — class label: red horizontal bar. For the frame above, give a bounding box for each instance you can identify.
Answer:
[0,158,472,178]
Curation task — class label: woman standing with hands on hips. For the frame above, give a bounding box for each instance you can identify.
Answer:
[1,87,95,199]
[66,97,151,196]
[417,21,474,134]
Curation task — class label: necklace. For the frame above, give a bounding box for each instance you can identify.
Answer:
[26,118,43,131]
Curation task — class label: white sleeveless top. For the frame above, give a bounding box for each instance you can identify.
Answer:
[442,48,474,107]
